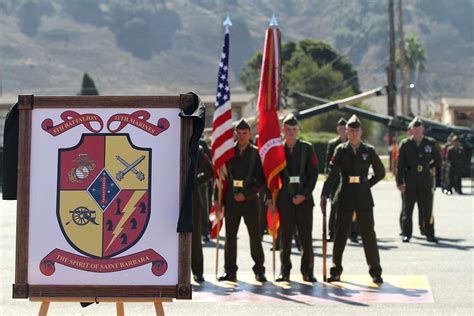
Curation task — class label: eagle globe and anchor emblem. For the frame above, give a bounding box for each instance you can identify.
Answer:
[40,134,168,277]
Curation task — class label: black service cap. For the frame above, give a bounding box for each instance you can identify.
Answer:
[282,113,299,126]
[409,117,423,128]
[235,118,251,130]
[337,117,347,126]
[346,114,361,128]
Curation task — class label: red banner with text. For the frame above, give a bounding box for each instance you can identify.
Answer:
[40,248,168,276]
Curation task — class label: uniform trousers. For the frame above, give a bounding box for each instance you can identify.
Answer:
[449,170,463,193]
[191,202,204,276]
[399,192,404,233]
[402,188,435,238]
[329,201,359,239]
[277,196,314,276]
[224,198,265,274]
[399,192,424,235]
[199,184,211,237]
[330,208,382,277]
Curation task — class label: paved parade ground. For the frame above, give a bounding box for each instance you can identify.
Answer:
[1,180,473,315]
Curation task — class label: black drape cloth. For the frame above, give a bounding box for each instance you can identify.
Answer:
[2,103,19,200]
[177,92,206,232]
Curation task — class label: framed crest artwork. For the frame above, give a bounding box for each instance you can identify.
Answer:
[13,95,194,300]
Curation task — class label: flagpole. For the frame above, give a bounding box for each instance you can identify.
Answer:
[215,173,223,279]
[269,14,279,282]
[214,16,233,280]
[322,203,327,282]
[257,14,285,283]
[271,195,277,281]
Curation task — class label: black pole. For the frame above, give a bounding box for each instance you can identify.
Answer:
[388,0,397,173]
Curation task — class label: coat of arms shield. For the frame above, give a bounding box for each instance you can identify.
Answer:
[57,134,151,259]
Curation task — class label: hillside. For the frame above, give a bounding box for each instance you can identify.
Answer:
[0,0,472,100]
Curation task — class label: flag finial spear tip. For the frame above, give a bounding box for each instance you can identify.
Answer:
[269,14,278,26]
[223,16,232,27]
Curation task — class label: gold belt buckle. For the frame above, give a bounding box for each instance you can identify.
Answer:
[417,165,423,172]
[289,176,300,184]
[349,176,360,184]
[233,180,244,188]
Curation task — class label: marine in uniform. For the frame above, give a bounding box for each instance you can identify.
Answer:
[396,117,442,243]
[254,135,269,237]
[199,138,213,241]
[441,133,455,194]
[325,118,360,243]
[217,119,267,282]
[398,123,423,236]
[192,145,214,282]
[321,115,385,283]
[446,136,464,194]
[275,114,318,283]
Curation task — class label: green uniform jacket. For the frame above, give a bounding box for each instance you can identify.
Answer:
[194,148,214,210]
[325,136,346,198]
[197,149,213,185]
[325,137,345,173]
[396,136,442,190]
[322,142,385,210]
[446,145,464,172]
[279,140,319,204]
[224,144,265,203]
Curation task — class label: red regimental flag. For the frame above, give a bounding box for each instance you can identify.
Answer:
[257,27,286,236]
[257,27,286,201]
[266,207,281,238]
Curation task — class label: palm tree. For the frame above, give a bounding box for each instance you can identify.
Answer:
[404,35,426,114]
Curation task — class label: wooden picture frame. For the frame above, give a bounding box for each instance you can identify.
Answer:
[13,95,193,300]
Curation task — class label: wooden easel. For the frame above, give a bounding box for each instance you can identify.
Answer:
[30,297,173,316]
[13,96,194,316]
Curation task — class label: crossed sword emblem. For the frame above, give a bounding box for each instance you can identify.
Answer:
[116,155,145,181]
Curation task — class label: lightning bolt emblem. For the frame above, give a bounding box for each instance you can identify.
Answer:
[106,192,144,251]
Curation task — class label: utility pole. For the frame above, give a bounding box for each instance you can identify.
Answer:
[415,61,421,115]
[398,0,407,115]
[388,0,397,117]
[387,0,397,174]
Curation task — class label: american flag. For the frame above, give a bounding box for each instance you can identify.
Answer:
[211,26,234,176]
[209,22,234,239]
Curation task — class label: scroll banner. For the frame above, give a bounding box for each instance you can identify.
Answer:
[40,248,168,276]
[107,111,170,136]
[41,111,104,136]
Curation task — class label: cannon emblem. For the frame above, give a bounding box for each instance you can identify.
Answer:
[66,206,99,226]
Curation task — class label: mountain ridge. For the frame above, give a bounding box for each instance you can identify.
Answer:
[0,0,472,100]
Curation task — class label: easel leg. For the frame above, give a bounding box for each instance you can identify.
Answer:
[116,302,125,316]
[38,301,50,316]
[154,302,165,316]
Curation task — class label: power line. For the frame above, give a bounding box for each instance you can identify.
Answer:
[297,59,389,101]
[424,70,474,77]
[296,24,376,87]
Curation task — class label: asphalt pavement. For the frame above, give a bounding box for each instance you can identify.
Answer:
[0,180,473,315]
